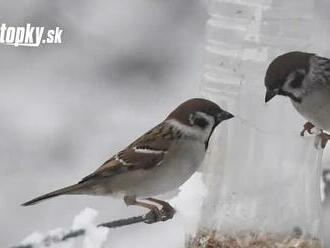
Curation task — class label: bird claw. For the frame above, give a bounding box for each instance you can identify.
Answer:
[144,209,162,224]
[300,122,315,136]
[145,198,175,222]
[314,132,330,149]
[143,209,171,224]
[159,205,175,221]
[143,203,175,224]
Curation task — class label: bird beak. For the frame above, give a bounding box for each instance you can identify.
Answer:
[265,90,277,103]
[217,111,234,122]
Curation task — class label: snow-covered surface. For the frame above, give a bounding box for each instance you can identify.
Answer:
[16,173,206,248]
[72,208,109,248]
[20,208,108,248]
[171,173,207,236]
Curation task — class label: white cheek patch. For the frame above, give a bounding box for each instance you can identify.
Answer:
[282,71,306,98]
[166,115,215,142]
[282,72,296,91]
[189,113,194,125]
[166,119,201,137]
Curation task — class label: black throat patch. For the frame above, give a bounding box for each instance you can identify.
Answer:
[278,89,302,103]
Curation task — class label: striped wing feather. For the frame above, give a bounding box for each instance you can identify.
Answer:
[79,122,176,183]
[309,55,330,87]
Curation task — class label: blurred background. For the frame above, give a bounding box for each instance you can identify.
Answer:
[1,0,330,247]
[0,0,207,247]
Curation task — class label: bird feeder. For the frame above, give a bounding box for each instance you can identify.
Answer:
[186,0,324,247]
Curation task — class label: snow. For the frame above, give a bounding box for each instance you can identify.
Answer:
[171,172,207,236]
[72,208,109,248]
[21,232,44,246]
[19,208,109,248]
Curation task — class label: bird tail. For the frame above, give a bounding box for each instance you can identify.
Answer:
[22,183,87,206]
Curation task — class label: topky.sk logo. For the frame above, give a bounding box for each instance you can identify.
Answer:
[0,23,63,47]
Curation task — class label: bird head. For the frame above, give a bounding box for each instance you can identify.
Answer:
[166,98,234,144]
[264,51,313,103]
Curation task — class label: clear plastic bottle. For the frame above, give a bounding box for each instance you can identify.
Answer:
[322,169,330,246]
[314,1,330,246]
[186,0,324,247]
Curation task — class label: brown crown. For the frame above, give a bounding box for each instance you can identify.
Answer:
[265,51,314,90]
[166,98,222,126]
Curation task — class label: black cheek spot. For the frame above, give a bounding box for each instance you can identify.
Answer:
[290,71,305,88]
[194,117,209,129]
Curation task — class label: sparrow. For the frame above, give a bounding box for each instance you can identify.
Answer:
[22,98,234,223]
[264,51,330,148]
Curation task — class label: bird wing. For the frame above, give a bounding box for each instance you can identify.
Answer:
[308,55,330,88]
[79,122,179,183]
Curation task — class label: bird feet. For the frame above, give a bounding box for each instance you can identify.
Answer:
[315,131,330,149]
[300,122,315,136]
[300,122,329,149]
[145,198,176,223]
[124,195,175,224]
[144,207,167,224]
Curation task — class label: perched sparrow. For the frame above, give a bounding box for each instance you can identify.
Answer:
[22,98,234,223]
[264,51,330,148]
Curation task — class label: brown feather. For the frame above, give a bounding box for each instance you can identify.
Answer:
[79,122,177,183]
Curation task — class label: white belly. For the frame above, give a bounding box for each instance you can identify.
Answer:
[292,88,330,131]
[106,140,206,198]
